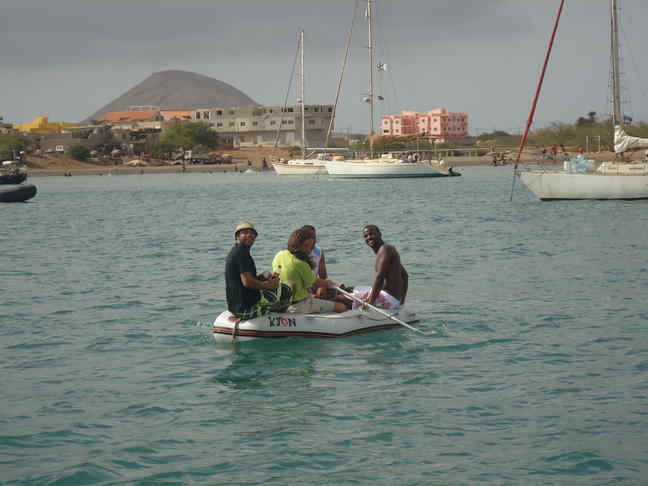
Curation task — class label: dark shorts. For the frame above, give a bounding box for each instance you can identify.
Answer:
[234,283,293,319]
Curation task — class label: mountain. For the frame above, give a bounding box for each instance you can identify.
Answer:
[82,70,259,123]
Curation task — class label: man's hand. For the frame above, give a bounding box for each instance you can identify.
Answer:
[266,274,280,290]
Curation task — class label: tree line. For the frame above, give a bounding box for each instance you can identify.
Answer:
[0,122,219,161]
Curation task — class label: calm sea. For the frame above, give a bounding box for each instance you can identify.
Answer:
[1,167,647,485]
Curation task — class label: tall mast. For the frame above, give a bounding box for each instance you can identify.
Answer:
[367,0,374,137]
[300,29,306,157]
[610,0,622,126]
[513,0,564,169]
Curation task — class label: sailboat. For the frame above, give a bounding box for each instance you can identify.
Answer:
[272,29,328,176]
[514,0,648,200]
[323,0,448,179]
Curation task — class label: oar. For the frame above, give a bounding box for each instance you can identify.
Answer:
[332,285,428,335]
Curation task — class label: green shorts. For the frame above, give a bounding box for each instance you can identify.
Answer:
[234,283,293,319]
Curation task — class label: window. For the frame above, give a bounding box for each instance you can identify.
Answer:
[229,122,235,127]
[228,110,234,115]
[252,121,258,126]
[240,122,246,127]
[216,110,222,115]
[196,112,201,119]
[328,107,333,112]
[216,123,223,127]
[203,111,209,119]
[308,120,315,124]
[270,121,276,126]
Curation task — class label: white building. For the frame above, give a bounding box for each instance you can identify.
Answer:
[193,104,334,148]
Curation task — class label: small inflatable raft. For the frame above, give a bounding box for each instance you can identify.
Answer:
[0,184,37,203]
[213,307,420,342]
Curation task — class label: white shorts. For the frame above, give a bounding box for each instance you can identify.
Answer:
[287,296,337,314]
[351,286,400,309]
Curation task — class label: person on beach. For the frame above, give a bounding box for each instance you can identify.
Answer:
[355,224,408,309]
[225,222,294,319]
[272,227,347,314]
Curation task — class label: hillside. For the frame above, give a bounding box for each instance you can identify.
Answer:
[82,70,259,123]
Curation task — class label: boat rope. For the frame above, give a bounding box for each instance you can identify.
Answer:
[272,35,301,158]
[619,16,645,122]
[231,317,242,342]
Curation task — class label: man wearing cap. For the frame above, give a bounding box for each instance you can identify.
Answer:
[225,222,294,319]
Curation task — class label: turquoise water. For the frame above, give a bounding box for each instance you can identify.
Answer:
[2,168,647,485]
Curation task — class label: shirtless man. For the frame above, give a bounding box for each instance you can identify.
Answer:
[362,224,408,306]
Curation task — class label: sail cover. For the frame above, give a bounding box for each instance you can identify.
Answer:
[614,125,648,153]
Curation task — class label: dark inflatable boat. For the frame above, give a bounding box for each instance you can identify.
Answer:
[0,184,37,203]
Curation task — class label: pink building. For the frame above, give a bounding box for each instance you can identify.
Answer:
[380,108,468,140]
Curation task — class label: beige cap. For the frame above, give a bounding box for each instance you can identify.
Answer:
[234,221,258,237]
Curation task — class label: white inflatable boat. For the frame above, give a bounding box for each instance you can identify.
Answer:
[212,307,420,342]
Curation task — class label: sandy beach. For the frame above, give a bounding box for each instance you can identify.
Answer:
[24,147,616,178]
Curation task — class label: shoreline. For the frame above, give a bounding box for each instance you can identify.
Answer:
[27,163,270,178]
[26,152,614,178]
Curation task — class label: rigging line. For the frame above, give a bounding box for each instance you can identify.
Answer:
[272,33,301,157]
[619,19,645,119]
[324,0,360,152]
[372,1,419,118]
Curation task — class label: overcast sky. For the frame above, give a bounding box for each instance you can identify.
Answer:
[2,0,647,135]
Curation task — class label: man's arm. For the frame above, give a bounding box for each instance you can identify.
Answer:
[400,265,408,304]
[318,250,328,279]
[240,272,279,291]
[368,246,395,305]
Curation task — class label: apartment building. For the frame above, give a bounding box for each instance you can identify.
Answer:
[381,108,468,141]
[193,104,334,148]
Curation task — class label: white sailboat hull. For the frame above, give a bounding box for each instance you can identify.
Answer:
[517,170,648,200]
[272,159,328,175]
[324,160,447,178]
[212,307,420,342]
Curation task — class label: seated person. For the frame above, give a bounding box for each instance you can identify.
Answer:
[301,224,334,300]
[225,222,295,319]
[273,227,347,314]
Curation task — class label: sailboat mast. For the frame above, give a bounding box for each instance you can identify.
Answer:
[300,29,306,158]
[610,0,622,126]
[367,0,374,137]
[513,0,564,169]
